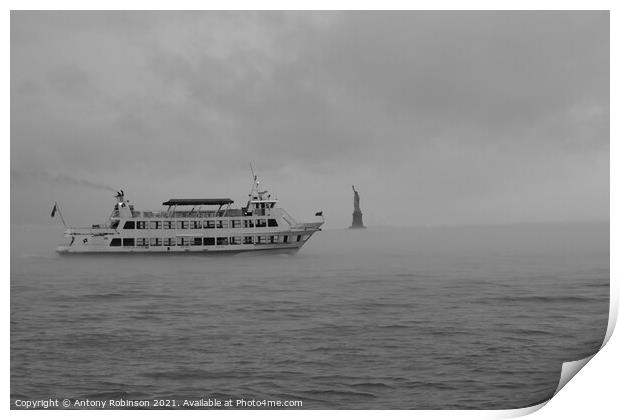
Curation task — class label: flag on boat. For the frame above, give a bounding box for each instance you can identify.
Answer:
[315,211,323,217]
[51,203,58,218]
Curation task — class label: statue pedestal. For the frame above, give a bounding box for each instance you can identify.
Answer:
[350,210,366,229]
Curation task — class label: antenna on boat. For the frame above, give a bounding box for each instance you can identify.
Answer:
[248,162,259,196]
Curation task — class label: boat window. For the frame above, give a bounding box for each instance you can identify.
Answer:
[123,221,135,229]
[192,237,202,246]
[177,221,188,229]
[123,238,135,247]
[204,220,216,229]
[136,238,148,247]
[163,221,173,229]
[267,219,278,227]
[204,237,215,246]
[296,235,302,242]
[150,238,162,246]
[163,237,175,246]
[243,236,254,244]
[244,219,254,228]
[109,238,121,247]
[282,235,288,243]
[230,236,242,245]
[217,220,229,229]
[216,237,229,245]
[110,220,120,229]
[256,219,267,228]
[136,221,148,230]
[177,237,190,246]
[190,221,201,229]
[269,235,277,244]
[150,221,162,229]
[231,220,242,228]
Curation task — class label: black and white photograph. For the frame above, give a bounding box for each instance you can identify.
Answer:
[10,8,611,412]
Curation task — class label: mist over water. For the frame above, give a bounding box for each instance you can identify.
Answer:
[10,10,609,410]
[10,222,609,409]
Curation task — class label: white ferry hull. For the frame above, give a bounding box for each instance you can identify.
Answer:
[56,242,306,255]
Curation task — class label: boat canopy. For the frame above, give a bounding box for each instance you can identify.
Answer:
[162,198,234,206]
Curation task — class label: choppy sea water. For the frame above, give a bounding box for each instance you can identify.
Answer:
[11,223,609,409]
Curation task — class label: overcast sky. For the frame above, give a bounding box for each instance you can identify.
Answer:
[11,11,609,228]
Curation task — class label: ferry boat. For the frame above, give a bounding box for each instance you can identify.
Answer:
[55,176,324,254]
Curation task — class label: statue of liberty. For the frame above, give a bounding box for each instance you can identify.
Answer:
[350,185,366,229]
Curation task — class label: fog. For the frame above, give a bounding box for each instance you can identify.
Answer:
[11,11,609,228]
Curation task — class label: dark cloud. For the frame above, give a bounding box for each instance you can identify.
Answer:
[11,11,609,227]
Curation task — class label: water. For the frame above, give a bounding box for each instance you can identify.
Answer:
[10,223,609,409]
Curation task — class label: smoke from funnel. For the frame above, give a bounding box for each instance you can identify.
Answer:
[11,169,118,192]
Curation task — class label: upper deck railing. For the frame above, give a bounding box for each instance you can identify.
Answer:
[65,226,117,235]
[110,208,274,219]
